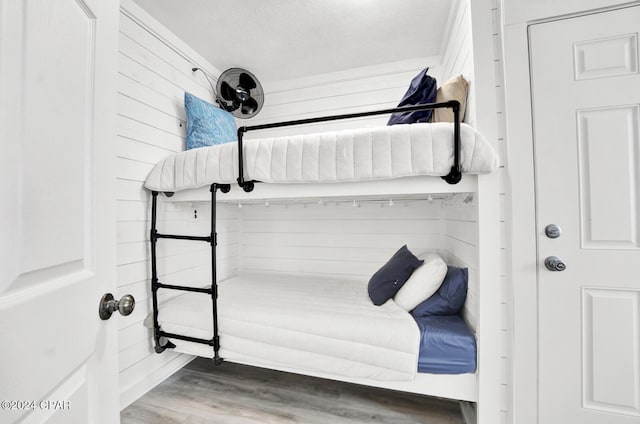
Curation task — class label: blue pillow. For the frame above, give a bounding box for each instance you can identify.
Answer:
[411,266,468,316]
[368,245,423,306]
[387,68,438,125]
[184,92,237,149]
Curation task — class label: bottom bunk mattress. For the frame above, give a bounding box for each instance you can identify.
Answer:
[153,272,421,381]
[414,315,477,374]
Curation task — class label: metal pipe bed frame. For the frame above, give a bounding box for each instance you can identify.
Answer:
[149,101,461,364]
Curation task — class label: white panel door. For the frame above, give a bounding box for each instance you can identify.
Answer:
[0,0,119,423]
[530,6,640,424]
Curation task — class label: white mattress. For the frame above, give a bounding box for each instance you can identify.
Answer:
[144,123,498,192]
[153,273,421,381]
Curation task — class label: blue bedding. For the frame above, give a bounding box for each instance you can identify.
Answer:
[415,315,477,374]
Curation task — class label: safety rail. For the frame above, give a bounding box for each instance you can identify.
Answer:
[236,101,462,193]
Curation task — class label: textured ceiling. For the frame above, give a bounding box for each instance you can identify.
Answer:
[132,0,455,82]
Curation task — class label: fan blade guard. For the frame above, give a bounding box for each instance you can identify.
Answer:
[215,67,264,119]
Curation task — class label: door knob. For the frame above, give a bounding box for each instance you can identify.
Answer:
[544,256,566,272]
[99,293,135,320]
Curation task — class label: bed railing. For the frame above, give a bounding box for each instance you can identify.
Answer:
[236,100,462,193]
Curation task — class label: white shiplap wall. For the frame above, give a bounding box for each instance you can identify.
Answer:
[116,0,239,409]
[240,200,442,280]
[440,0,476,126]
[243,57,442,140]
[440,194,479,332]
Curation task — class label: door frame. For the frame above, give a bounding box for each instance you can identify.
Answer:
[503,2,640,424]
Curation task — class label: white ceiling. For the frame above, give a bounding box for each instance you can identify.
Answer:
[132,0,455,82]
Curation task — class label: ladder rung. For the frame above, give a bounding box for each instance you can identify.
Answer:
[156,233,211,242]
[158,331,213,346]
[155,282,213,294]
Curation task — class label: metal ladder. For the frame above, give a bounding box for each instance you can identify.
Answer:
[149,183,230,365]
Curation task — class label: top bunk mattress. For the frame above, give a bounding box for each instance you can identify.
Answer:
[144,122,498,192]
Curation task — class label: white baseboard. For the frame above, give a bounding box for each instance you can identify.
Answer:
[119,353,194,410]
[460,401,477,424]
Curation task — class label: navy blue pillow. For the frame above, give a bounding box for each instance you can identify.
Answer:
[411,266,468,316]
[368,245,423,306]
[387,68,438,125]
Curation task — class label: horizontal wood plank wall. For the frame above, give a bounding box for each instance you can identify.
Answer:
[439,0,476,126]
[239,200,443,281]
[439,194,478,332]
[241,58,441,139]
[116,0,239,409]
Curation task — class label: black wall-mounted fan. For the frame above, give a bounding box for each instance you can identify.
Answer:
[216,68,264,119]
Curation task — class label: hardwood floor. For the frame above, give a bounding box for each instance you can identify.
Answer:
[121,358,465,424]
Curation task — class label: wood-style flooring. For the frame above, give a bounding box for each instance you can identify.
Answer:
[121,358,464,424]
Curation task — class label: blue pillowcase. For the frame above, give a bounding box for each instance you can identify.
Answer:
[387,68,438,125]
[414,315,477,374]
[368,245,424,306]
[184,92,237,150]
[411,266,468,316]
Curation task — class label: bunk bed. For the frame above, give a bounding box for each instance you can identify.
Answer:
[144,102,499,403]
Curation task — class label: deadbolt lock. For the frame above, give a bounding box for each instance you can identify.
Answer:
[545,224,562,239]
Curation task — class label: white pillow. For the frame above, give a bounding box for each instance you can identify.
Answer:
[394,253,447,311]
